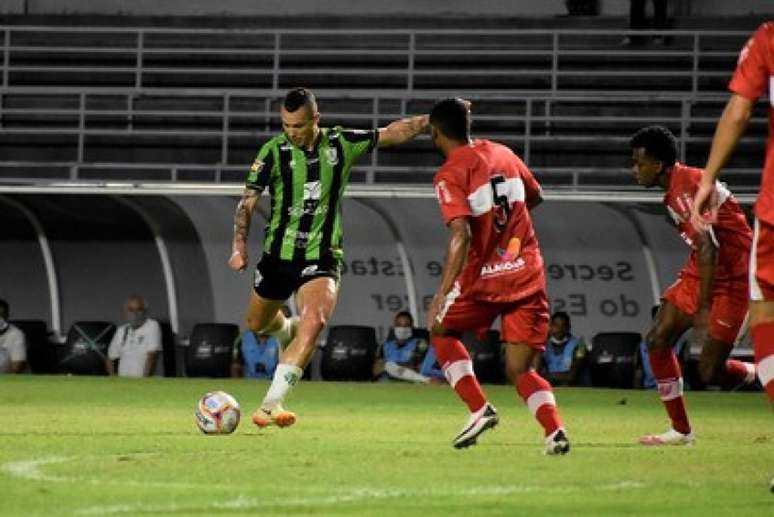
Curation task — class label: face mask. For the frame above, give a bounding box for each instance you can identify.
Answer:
[0,317,7,332]
[550,335,569,345]
[128,312,146,329]
[394,326,412,341]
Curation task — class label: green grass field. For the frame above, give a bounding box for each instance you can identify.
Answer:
[0,376,772,516]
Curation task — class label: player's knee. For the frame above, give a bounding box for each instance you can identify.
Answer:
[245,314,264,333]
[505,361,529,382]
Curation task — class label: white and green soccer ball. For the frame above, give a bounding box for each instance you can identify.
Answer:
[195,391,241,434]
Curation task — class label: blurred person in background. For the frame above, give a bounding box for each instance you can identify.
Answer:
[0,298,26,374]
[540,311,586,387]
[106,295,161,377]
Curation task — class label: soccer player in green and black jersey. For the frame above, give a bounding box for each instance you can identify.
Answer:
[229,88,430,427]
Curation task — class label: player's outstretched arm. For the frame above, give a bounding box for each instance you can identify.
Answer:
[377,114,430,148]
[229,187,261,272]
[691,94,754,230]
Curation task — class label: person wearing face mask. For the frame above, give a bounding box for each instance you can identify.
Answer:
[375,311,434,384]
[0,299,27,374]
[106,295,162,377]
[539,312,586,387]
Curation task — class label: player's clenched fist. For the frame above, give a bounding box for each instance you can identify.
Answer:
[228,249,248,272]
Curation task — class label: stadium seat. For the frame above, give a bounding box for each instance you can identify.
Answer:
[10,319,55,374]
[59,321,116,375]
[461,330,505,385]
[184,323,239,378]
[321,325,377,381]
[589,332,641,389]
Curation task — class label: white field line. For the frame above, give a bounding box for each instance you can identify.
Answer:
[74,483,648,515]
[2,455,650,515]
[1,455,233,490]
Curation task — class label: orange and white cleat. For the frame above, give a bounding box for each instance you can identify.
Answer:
[252,405,297,428]
[638,428,695,446]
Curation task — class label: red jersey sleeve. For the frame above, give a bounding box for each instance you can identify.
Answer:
[519,163,543,207]
[434,166,471,226]
[728,22,772,101]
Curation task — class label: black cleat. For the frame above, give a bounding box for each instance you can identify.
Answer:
[544,429,570,455]
[452,404,499,449]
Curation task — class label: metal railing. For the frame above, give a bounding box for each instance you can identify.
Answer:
[0,25,766,190]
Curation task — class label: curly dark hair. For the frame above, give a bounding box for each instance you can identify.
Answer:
[630,125,678,165]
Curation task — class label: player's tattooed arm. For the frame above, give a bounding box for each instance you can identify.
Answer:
[377,114,431,148]
[229,187,261,272]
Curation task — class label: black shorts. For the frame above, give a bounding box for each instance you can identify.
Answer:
[253,254,341,301]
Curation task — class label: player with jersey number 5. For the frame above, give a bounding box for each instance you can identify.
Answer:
[691,21,774,409]
[228,87,431,428]
[426,98,570,454]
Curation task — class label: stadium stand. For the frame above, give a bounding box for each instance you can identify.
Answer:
[0,19,767,189]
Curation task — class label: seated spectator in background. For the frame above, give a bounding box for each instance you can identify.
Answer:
[106,295,161,377]
[232,331,280,380]
[640,305,689,389]
[540,312,586,386]
[0,298,26,374]
[374,311,433,384]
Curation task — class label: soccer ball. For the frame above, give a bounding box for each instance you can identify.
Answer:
[194,391,241,434]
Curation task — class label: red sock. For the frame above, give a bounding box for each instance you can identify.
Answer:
[752,322,774,403]
[722,359,756,387]
[515,370,562,437]
[432,335,487,412]
[648,348,691,434]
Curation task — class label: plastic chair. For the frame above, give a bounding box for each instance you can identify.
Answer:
[184,323,239,378]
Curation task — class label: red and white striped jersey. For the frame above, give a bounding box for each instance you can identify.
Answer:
[433,139,545,302]
[664,163,752,283]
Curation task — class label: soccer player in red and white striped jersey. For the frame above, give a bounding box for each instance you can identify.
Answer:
[630,126,756,446]
[692,21,774,407]
[426,98,569,454]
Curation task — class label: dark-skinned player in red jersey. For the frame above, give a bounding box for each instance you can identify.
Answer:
[425,98,570,454]
[630,125,756,446]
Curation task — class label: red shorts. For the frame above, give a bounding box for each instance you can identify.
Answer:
[439,288,549,350]
[751,218,774,301]
[662,275,748,344]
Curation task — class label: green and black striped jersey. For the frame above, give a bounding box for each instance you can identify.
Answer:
[246,126,378,263]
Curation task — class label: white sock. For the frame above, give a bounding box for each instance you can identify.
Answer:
[271,316,298,350]
[262,363,303,410]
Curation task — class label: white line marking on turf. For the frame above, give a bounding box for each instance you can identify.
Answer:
[1,457,70,482]
[1,455,233,490]
[74,482,646,515]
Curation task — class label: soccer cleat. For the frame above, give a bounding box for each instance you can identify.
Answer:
[452,403,498,449]
[638,428,695,446]
[251,405,296,428]
[544,428,571,455]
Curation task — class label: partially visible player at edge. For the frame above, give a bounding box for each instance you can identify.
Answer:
[630,125,756,447]
[426,98,569,453]
[691,21,774,407]
[229,88,430,427]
